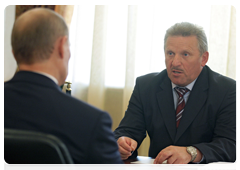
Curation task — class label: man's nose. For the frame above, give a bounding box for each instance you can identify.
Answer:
[172,54,181,66]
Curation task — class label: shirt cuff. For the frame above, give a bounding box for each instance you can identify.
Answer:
[194,155,205,164]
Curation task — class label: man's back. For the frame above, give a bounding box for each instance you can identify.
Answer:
[4,71,122,164]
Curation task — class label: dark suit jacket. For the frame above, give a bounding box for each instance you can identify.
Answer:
[4,71,122,164]
[114,65,236,163]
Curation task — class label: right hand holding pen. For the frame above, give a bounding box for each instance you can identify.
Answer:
[117,136,138,160]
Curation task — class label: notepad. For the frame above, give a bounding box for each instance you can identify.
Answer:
[198,162,238,170]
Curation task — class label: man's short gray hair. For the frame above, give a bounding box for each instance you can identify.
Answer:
[164,22,208,55]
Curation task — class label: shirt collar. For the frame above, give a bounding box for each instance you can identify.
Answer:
[171,78,197,91]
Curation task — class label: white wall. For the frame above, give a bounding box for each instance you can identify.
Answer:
[4,5,16,82]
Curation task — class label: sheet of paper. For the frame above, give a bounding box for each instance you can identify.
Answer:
[198,162,238,170]
[131,159,201,169]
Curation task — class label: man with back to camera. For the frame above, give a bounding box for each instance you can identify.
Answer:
[4,8,123,164]
[114,22,236,164]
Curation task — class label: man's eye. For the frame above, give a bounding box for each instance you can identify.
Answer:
[169,52,173,55]
[184,53,189,56]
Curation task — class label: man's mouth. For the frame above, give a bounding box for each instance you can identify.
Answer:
[173,70,181,74]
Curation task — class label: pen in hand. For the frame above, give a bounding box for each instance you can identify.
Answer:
[130,146,135,155]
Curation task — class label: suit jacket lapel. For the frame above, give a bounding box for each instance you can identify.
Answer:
[156,76,176,142]
[174,67,209,143]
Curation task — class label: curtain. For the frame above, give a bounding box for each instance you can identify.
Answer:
[68,5,236,156]
[54,5,74,28]
[208,6,236,80]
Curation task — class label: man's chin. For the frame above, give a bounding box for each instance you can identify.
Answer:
[171,79,186,87]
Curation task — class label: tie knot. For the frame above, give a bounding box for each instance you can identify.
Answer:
[174,87,189,97]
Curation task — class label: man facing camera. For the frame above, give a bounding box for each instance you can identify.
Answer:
[114,22,236,164]
[4,8,122,164]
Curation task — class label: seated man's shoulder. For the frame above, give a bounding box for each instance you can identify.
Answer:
[58,93,109,119]
[208,67,236,87]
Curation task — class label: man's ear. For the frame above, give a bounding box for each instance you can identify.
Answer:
[201,51,209,67]
[58,36,68,59]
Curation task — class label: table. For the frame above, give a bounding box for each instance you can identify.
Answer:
[123,156,196,170]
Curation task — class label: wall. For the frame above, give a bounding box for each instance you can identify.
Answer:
[4,5,16,82]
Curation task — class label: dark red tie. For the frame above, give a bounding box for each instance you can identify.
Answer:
[174,87,189,128]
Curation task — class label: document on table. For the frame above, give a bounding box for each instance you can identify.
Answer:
[131,159,201,169]
[198,162,238,170]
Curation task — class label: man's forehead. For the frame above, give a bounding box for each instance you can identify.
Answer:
[165,36,198,51]
[167,35,197,41]
[166,36,198,45]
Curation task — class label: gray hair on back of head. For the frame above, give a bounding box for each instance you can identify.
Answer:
[164,22,208,56]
